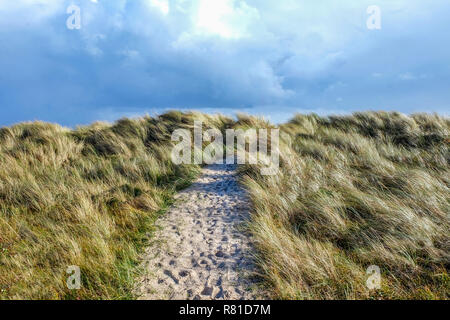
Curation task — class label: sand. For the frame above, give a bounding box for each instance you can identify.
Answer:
[135,162,261,300]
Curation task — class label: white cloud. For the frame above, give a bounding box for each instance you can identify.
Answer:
[399,72,416,80]
[0,0,449,126]
[194,0,259,39]
[399,73,428,81]
[148,0,170,15]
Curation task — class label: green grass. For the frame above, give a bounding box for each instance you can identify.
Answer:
[1,110,448,300]
[239,112,449,299]
[0,111,231,299]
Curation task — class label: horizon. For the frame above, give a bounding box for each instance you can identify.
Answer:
[3,108,448,129]
[1,0,449,127]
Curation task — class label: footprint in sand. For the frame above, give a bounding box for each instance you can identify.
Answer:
[135,162,261,300]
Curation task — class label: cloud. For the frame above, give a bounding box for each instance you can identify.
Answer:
[398,73,428,81]
[148,0,170,15]
[193,0,260,39]
[0,0,449,126]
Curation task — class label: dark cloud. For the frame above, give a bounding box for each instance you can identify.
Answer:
[0,0,449,126]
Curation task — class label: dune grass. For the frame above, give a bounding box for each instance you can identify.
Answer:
[239,112,449,299]
[0,111,231,299]
[0,110,448,300]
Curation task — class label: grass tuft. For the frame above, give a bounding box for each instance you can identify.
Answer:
[240,111,449,300]
[0,112,230,299]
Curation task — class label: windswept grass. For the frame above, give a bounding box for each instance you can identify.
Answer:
[240,112,449,299]
[1,110,448,300]
[0,111,231,299]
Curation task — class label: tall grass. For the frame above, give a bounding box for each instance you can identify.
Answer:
[1,110,448,300]
[0,111,231,299]
[240,112,449,299]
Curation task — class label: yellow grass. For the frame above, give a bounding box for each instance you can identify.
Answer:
[0,111,231,299]
[1,110,448,300]
[239,112,449,299]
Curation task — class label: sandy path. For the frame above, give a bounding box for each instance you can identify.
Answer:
[135,162,260,300]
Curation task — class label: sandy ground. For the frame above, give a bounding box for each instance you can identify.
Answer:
[135,162,261,300]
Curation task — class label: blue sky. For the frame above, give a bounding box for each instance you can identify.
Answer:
[0,0,449,126]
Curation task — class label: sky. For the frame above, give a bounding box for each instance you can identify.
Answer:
[0,0,449,126]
